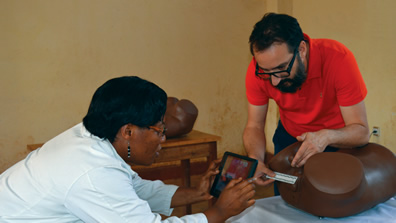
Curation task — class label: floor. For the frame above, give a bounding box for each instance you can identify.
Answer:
[163,174,275,218]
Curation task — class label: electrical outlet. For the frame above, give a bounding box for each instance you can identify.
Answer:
[372,126,380,136]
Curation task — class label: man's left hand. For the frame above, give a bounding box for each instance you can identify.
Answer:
[292,129,329,167]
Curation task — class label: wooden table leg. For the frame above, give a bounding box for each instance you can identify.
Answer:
[181,159,192,214]
[208,142,218,208]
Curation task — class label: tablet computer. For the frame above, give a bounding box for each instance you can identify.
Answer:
[210,151,258,197]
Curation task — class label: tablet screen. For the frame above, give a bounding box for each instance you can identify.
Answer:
[210,151,258,197]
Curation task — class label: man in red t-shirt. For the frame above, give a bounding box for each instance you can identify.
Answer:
[243,13,370,188]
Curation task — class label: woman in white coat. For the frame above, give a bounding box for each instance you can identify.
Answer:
[0,76,255,223]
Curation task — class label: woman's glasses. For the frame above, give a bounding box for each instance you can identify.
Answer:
[148,124,167,137]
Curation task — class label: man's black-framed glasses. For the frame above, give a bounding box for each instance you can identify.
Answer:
[255,48,298,80]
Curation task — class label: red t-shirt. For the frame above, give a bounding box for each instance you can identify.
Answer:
[245,34,367,137]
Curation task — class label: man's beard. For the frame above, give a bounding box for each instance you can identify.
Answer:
[275,54,307,93]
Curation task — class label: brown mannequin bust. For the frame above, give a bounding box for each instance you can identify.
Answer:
[164,97,198,138]
[268,142,396,218]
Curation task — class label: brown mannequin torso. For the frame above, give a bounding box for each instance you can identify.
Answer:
[164,97,198,138]
[268,142,396,217]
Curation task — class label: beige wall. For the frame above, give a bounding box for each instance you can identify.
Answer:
[1,0,395,173]
[0,0,267,172]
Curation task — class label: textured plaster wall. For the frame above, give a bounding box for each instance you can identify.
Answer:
[1,0,395,173]
[0,0,267,172]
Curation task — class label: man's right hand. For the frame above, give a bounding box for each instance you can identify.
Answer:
[252,161,275,186]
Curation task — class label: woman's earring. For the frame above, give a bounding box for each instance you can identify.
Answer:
[127,142,131,158]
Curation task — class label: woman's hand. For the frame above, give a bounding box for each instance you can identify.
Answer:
[171,159,221,207]
[204,178,256,223]
[195,159,222,201]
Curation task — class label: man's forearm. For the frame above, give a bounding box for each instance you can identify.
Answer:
[243,127,267,162]
[326,123,370,148]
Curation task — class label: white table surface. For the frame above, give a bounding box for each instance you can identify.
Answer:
[226,195,396,223]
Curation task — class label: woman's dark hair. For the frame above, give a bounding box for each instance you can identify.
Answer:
[249,13,304,55]
[83,76,167,142]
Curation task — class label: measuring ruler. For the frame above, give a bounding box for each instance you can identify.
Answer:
[265,172,298,184]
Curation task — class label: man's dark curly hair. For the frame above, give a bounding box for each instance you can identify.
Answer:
[249,13,304,55]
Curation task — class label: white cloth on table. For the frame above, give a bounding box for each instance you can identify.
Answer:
[226,195,396,223]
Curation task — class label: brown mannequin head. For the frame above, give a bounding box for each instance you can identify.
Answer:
[269,142,396,217]
[164,97,198,138]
